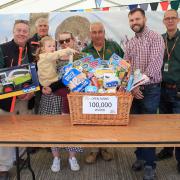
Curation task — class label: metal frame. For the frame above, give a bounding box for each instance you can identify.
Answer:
[15,147,35,180]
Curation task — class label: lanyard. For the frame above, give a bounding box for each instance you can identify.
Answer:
[95,42,105,60]
[10,47,25,113]
[165,34,179,61]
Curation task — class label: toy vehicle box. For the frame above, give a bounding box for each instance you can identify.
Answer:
[0,63,40,99]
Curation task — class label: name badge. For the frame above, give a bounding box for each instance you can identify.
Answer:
[164,63,169,72]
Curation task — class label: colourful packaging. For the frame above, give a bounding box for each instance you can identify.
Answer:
[85,86,98,93]
[94,68,114,78]
[103,73,120,88]
[126,75,134,92]
[116,60,131,87]
[73,55,94,72]
[0,63,40,100]
[109,53,122,69]
[62,64,90,92]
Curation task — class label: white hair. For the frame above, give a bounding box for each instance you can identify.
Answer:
[35,17,48,27]
[90,22,105,32]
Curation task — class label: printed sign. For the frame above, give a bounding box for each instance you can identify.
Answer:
[83,96,118,114]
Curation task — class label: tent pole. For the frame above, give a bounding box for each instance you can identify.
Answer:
[0,0,23,10]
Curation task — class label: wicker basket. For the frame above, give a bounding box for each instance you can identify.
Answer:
[67,92,133,126]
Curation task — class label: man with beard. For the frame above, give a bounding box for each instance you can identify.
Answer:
[156,9,180,172]
[124,8,165,180]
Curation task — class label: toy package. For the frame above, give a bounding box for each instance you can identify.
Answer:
[73,55,94,71]
[109,53,122,69]
[129,69,150,91]
[0,63,40,99]
[62,64,90,92]
[61,53,149,94]
[116,60,131,89]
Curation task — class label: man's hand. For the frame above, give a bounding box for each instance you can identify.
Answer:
[131,86,144,99]
[42,86,52,95]
[17,92,34,101]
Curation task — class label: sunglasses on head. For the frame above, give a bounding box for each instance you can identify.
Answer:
[59,38,71,44]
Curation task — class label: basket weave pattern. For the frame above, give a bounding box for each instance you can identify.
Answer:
[68,92,133,125]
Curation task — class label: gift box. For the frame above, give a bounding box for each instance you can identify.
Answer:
[0,63,40,99]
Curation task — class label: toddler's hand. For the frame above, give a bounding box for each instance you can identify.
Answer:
[65,47,79,56]
[61,55,69,61]
[42,86,52,95]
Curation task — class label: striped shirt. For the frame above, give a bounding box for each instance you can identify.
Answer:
[124,26,165,84]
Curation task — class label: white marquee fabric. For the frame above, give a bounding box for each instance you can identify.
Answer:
[0,10,179,45]
[0,0,163,13]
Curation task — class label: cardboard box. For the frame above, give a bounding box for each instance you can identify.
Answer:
[0,63,40,99]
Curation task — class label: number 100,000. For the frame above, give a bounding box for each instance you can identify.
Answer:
[89,102,112,108]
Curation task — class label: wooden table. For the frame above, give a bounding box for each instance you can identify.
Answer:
[0,114,180,180]
[0,114,180,147]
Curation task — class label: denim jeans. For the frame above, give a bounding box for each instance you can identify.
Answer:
[131,83,161,168]
[159,86,180,163]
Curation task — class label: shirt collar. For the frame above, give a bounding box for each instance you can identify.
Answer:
[135,26,149,38]
[12,39,27,49]
[166,29,179,40]
[90,39,107,50]
[34,33,43,41]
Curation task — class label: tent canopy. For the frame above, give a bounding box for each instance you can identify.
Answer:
[0,0,163,13]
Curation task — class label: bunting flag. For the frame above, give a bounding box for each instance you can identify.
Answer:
[96,0,103,8]
[85,9,93,12]
[150,2,159,11]
[139,3,149,11]
[101,7,109,11]
[128,4,138,10]
[160,1,169,11]
[63,1,179,12]
[171,0,180,10]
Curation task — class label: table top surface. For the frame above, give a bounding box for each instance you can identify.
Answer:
[0,114,180,147]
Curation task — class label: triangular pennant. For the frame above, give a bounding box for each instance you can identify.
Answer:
[139,3,149,11]
[171,0,180,10]
[128,4,138,10]
[85,9,93,12]
[93,8,100,11]
[77,9,84,12]
[150,2,159,11]
[160,1,169,11]
[102,7,109,11]
[96,0,103,8]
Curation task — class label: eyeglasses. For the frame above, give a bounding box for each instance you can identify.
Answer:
[59,38,71,44]
[164,17,178,22]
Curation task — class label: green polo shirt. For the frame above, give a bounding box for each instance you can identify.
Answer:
[82,39,124,60]
[162,29,180,86]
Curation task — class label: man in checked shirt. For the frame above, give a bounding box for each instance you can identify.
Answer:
[124,8,165,180]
